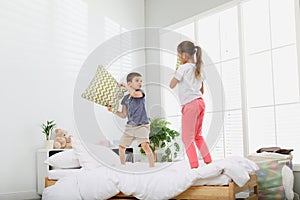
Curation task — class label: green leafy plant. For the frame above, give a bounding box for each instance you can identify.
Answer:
[41,120,56,140]
[140,118,180,162]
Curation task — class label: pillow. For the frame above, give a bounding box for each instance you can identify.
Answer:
[72,137,120,169]
[175,54,183,70]
[81,65,126,113]
[71,137,101,169]
[44,149,80,169]
[87,143,120,167]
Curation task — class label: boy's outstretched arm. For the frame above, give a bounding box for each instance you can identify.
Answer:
[119,83,143,98]
[108,105,127,119]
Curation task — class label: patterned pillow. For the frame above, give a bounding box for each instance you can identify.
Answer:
[81,65,126,113]
[176,54,183,70]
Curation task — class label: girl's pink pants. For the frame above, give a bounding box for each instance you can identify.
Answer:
[181,98,212,168]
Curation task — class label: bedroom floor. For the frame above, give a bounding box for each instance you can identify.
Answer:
[27,198,41,200]
[1,195,42,200]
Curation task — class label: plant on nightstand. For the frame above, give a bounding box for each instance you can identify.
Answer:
[140,118,180,162]
[41,120,56,149]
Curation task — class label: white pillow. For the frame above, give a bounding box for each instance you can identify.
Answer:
[44,149,80,169]
[87,143,120,167]
[71,138,99,169]
[72,137,120,169]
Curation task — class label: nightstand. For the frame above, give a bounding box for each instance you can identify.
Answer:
[36,149,64,194]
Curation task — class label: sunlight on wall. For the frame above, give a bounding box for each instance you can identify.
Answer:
[0,0,88,193]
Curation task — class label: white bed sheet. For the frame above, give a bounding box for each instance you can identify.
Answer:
[43,156,258,200]
[114,161,232,186]
[193,174,231,186]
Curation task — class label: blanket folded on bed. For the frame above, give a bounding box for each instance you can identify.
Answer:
[42,156,258,200]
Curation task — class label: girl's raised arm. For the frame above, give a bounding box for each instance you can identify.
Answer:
[169,77,179,89]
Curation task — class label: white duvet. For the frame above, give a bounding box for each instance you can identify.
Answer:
[42,156,258,200]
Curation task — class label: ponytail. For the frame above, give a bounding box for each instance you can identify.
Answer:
[195,46,203,79]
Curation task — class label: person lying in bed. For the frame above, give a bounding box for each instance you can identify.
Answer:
[108,72,155,168]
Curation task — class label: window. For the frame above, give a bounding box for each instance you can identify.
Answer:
[242,0,300,164]
[197,6,244,159]
[160,0,300,166]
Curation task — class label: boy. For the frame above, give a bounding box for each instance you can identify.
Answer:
[108,72,154,167]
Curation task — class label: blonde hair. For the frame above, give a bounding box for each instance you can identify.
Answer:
[177,41,203,79]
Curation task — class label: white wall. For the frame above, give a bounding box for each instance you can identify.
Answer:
[145,0,233,27]
[0,0,144,198]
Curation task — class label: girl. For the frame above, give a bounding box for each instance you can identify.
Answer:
[169,41,212,168]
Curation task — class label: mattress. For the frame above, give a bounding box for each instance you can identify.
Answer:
[48,166,231,186]
[48,168,83,180]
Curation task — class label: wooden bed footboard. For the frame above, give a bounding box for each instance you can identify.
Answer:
[45,174,258,200]
[174,174,258,200]
[45,177,57,188]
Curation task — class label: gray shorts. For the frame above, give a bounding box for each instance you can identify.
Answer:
[119,124,150,147]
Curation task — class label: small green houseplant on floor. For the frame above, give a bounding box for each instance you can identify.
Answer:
[140,118,180,162]
[41,120,56,140]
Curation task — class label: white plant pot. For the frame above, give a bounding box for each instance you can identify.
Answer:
[45,140,54,149]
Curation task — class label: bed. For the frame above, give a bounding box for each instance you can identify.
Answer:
[45,174,258,200]
[42,139,259,200]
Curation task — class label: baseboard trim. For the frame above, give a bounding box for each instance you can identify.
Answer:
[0,190,40,200]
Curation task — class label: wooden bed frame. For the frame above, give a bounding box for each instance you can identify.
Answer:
[45,174,258,200]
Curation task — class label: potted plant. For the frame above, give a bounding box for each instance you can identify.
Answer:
[140,118,180,162]
[41,120,56,149]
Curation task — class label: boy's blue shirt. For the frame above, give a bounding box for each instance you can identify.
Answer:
[121,89,149,125]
